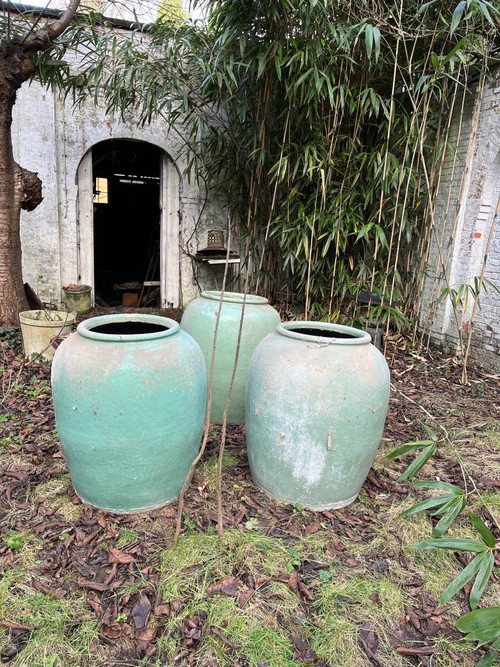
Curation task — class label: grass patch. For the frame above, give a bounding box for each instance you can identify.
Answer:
[115,527,140,548]
[156,529,310,664]
[0,571,99,666]
[31,478,82,523]
[198,453,239,492]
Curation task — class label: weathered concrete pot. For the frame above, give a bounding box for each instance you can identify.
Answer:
[63,284,92,315]
[246,322,390,510]
[180,291,280,424]
[51,314,207,512]
[19,310,75,362]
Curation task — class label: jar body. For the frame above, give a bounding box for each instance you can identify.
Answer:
[246,322,390,510]
[51,315,207,512]
[181,291,280,424]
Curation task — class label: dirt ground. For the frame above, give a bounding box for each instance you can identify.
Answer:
[0,316,499,666]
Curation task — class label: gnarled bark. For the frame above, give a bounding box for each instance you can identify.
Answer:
[0,0,80,326]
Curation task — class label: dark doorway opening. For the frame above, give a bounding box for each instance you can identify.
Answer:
[92,139,162,306]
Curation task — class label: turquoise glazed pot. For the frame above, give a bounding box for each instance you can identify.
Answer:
[246,322,390,510]
[180,291,280,424]
[51,314,207,512]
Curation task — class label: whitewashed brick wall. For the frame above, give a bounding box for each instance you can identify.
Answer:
[420,68,500,372]
[11,50,228,308]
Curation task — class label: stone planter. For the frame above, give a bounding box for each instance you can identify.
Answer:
[51,314,207,512]
[246,322,390,510]
[63,284,92,315]
[180,291,280,424]
[19,310,75,362]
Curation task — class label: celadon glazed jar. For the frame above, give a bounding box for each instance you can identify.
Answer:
[246,321,390,510]
[180,291,280,424]
[51,314,207,512]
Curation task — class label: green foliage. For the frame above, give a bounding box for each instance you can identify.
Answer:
[402,480,467,537]
[391,426,499,663]
[63,0,498,321]
[397,441,498,611]
[414,528,495,610]
[386,424,439,481]
[0,326,21,350]
[456,607,500,666]
[436,277,500,312]
[4,531,24,550]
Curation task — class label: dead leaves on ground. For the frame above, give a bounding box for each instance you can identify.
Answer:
[1,334,499,664]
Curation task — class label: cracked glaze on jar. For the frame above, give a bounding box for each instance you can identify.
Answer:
[51,314,207,512]
[180,291,280,424]
[246,322,390,510]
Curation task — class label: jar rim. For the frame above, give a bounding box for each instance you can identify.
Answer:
[19,310,75,327]
[201,290,269,305]
[77,314,180,342]
[277,321,371,345]
[63,284,91,292]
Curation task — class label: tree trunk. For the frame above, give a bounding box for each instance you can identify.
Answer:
[0,0,81,326]
[0,47,41,326]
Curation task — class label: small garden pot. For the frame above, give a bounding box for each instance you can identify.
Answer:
[63,284,92,315]
[180,291,280,424]
[51,314,207,512]
[246,321,390,510]
[19,310,75,362]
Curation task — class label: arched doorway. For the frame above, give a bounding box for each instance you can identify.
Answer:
[77,139,181,308]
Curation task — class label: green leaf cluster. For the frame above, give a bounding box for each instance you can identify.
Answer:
[389,425,499,666]
[415,512,496,610]
[43,0,498,320]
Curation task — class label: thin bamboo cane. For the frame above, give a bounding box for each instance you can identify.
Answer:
[174,226,233,546]
[217,268,250,539]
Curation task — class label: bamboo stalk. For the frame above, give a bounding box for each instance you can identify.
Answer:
[174,226,233,545]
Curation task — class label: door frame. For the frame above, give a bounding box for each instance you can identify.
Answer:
[76,143,181,307]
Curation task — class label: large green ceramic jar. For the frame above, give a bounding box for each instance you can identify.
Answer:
[246,322,390,510]
[180,291,280,424]
[51,314,207,512]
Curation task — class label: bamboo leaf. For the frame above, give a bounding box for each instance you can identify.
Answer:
[441,38,466,65]
[439,552,486,605]
[475,650,500,667]
[476,0,494,25]
[413,480,462,493]
[365,24,373,60]
[385,441,434,459]
[373,26,381,62]
[470,512,496,548]
[421,424,439,442]
[414,538,486,552]
[469,552,495,610]
[402,495,452,517]
[397,443,436,482]
[457,608,500,634]
[417,0,438,14]
[462,625,500,643]
[432,496,467,537]
[450,0,467,34]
